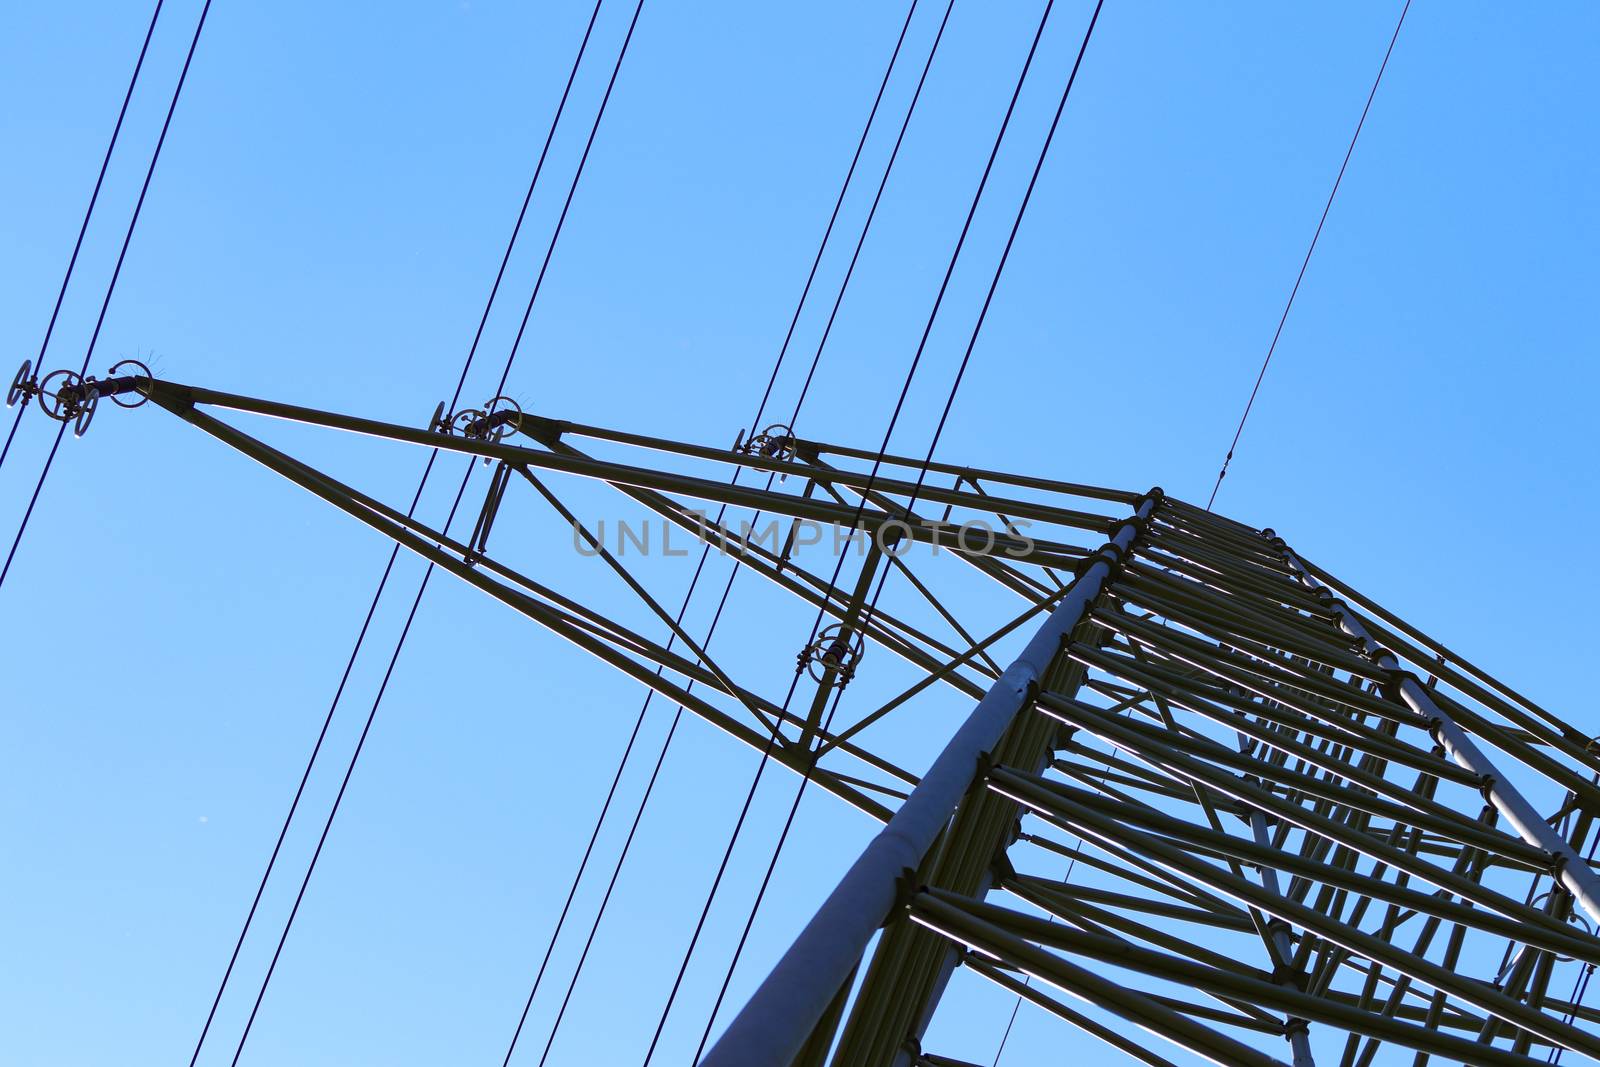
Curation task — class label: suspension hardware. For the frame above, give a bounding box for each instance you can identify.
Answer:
[7,360,35,407]
[105,360,154,409]
[429,395,524,460]
[798,623,865,687]
[8,358,151,436]
[734,423,797,462]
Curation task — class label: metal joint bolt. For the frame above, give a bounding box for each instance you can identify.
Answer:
[890,868,924,920]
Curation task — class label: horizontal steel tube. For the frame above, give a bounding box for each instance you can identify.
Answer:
[146,378,1109,541]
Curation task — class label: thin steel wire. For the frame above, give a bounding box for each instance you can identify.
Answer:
[645,0,1093,1056]
[0,0,166,478]
[225,466,478,1065]
[184,4,610,1059]
[500,1,927,1060]
[0,0,212,595]
[1204,0,1411,510]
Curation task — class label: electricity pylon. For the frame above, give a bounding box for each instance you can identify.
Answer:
[18,361,1600,1066]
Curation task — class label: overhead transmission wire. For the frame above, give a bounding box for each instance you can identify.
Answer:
[631,0,1099,1057]
[1009,5,1411,1060]
[0,0,213,596]
[180,2,619,1062]
[183,4,636,1062]
[1204,0,1411,511]
[501,3,938,1063]
[973,8,1404,1041]
[222,465,480,1067]
[223,2,645,1058]
[668,0,966,1048]
[652,0,1071,1047]
[0,0,166,478]
[780,0,956,432]
[684,3,1105,1058]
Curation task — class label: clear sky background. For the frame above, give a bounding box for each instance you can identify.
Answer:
[1,2,1596,1065]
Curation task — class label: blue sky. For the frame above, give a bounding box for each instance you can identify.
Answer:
[1,2,1596,1065]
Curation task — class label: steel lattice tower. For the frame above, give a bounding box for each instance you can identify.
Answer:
[19,363,1600,1067]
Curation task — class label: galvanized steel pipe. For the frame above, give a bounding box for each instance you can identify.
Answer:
[1269,533,1600,930]
[699,490,1161,1067]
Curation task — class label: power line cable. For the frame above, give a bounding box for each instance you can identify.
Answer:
[186,452,436,1066]
[183,4,609,1060]
[219,1,647,1058]
[925,4,1409,1056]
[680,0,964,1050]
[498,2,926,1061]
[783,0,956,431]
[644,0,1086,1057]
[225,465,477,1065]
[527,562,746,1067]
[1205,0,1411,511]
[743,2,923,432]
[443,0,610,437]
[0,0,166,477]
[0,0,214,596]
[523,0,973,1043]
[498,521,726,1066]
[688,2,1105,1054]
[491,0,645,399]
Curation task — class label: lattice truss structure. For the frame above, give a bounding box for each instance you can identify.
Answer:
[28,366,1600,1067]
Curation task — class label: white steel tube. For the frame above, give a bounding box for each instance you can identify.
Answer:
[1271,534,1600,930]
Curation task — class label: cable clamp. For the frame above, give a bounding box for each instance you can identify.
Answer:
[15,358,152,436]
[7,360,36,407]
[430,395,523,457]
[990,847,1018,883]
[1270,964,1307,992]
[800,623,865,687]
[733,423,796,462]
[890,868,924,921]
[1263,916,1295,943]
